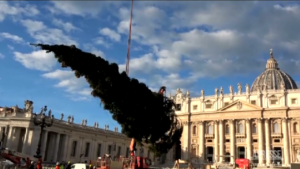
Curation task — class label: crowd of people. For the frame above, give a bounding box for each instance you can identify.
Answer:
[28,160,73,169]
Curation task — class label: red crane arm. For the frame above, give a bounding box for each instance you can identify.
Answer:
[125,0,134,75]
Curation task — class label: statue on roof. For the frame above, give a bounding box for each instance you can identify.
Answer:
[215,88,218,95]
[201,89,204,97]
[220,87,223,95]
[186,90,190,97]
[238,83,242,94]
[229,85,233,94]
[246,84,250,94]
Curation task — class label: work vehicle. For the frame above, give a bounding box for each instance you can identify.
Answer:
[70,163,89,169]
[235,159,250,169]
[1,148,38,167]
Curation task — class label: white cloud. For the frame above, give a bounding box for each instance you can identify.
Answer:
[13,50,56,71]
[94,37,111,48]
[117,5,172,47]
[52,18,79,32]
[20,19,78,46]
[0,1,39,22]
[274,4,300,14]
[0,53,4,59]
[7,1,300,99]
[83,44,106,58]
[46,1,123,17]
[7,45,14,50]
[99,28,121,42]
[91,49,105,58]
[146,73,198,95]
[20,19,46,33]
[115,2,300,82]
[42,69,92,100]
[0,32,23,43]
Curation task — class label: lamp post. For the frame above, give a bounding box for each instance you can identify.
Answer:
[33,106,54,159]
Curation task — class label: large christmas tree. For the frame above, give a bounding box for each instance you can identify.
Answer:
[32,44,183,156]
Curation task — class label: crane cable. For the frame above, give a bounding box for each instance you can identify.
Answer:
[126,0,137,157]
[125,0,134,75]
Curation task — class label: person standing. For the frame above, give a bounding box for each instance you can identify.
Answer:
[55,162,60,169]
[60,162,65,169]
[66,161,71,169]
[28,161,34,169]
[37,159,42,169]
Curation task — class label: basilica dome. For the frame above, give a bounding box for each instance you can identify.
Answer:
[250,49,298,92]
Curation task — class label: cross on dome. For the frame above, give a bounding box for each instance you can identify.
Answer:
[270,48,273,58]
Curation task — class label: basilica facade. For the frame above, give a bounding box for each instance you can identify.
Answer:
[0,101,153,163]
[171,50,300,167]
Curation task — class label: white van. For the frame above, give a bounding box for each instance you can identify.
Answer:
[70,163,89,169]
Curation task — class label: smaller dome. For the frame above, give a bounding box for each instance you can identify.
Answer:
[250,49,298,92]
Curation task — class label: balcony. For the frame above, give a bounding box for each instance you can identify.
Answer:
[235,133,246,137]
[205,134,214,138]
[271,133,282,138]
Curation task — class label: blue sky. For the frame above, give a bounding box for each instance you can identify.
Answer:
[1,1,300,130]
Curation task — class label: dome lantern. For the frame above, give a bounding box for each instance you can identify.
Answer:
[266,49,279,70]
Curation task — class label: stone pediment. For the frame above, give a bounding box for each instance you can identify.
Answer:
[218,100,262,112]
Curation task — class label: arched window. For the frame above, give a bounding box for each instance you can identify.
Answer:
[273,123,280,133]
[208,125,213,134]
[294,123,299,133]
[193,126,197,135]
[225,125,230,134]
[238,123,244,133]
[252,124,257,134]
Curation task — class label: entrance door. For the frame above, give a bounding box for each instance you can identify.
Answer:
[225,152,230,162]
[206,147,214,162]
[238,147,245,158]
[191,146,197,157]
[273,147,282,165]
[253,151,258,164]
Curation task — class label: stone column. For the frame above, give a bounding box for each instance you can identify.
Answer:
[6,126,14,149]
[246,119,252,161]
[288,119,293,163]
[22,128,30,154]
[282,118,290,166]
[53,133,61,162]
[199,121,205,161]
[265,118,271,166]
[42,130,48,160]
[258,118,264,165]
[183,122,189,160]
[219,120,224,162]
[92,139,96,159]
[214,121,219,162]
[230,120,235,164]
[62,135,70,161]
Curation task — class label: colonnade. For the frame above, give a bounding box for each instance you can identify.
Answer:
[183,118,291,166]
